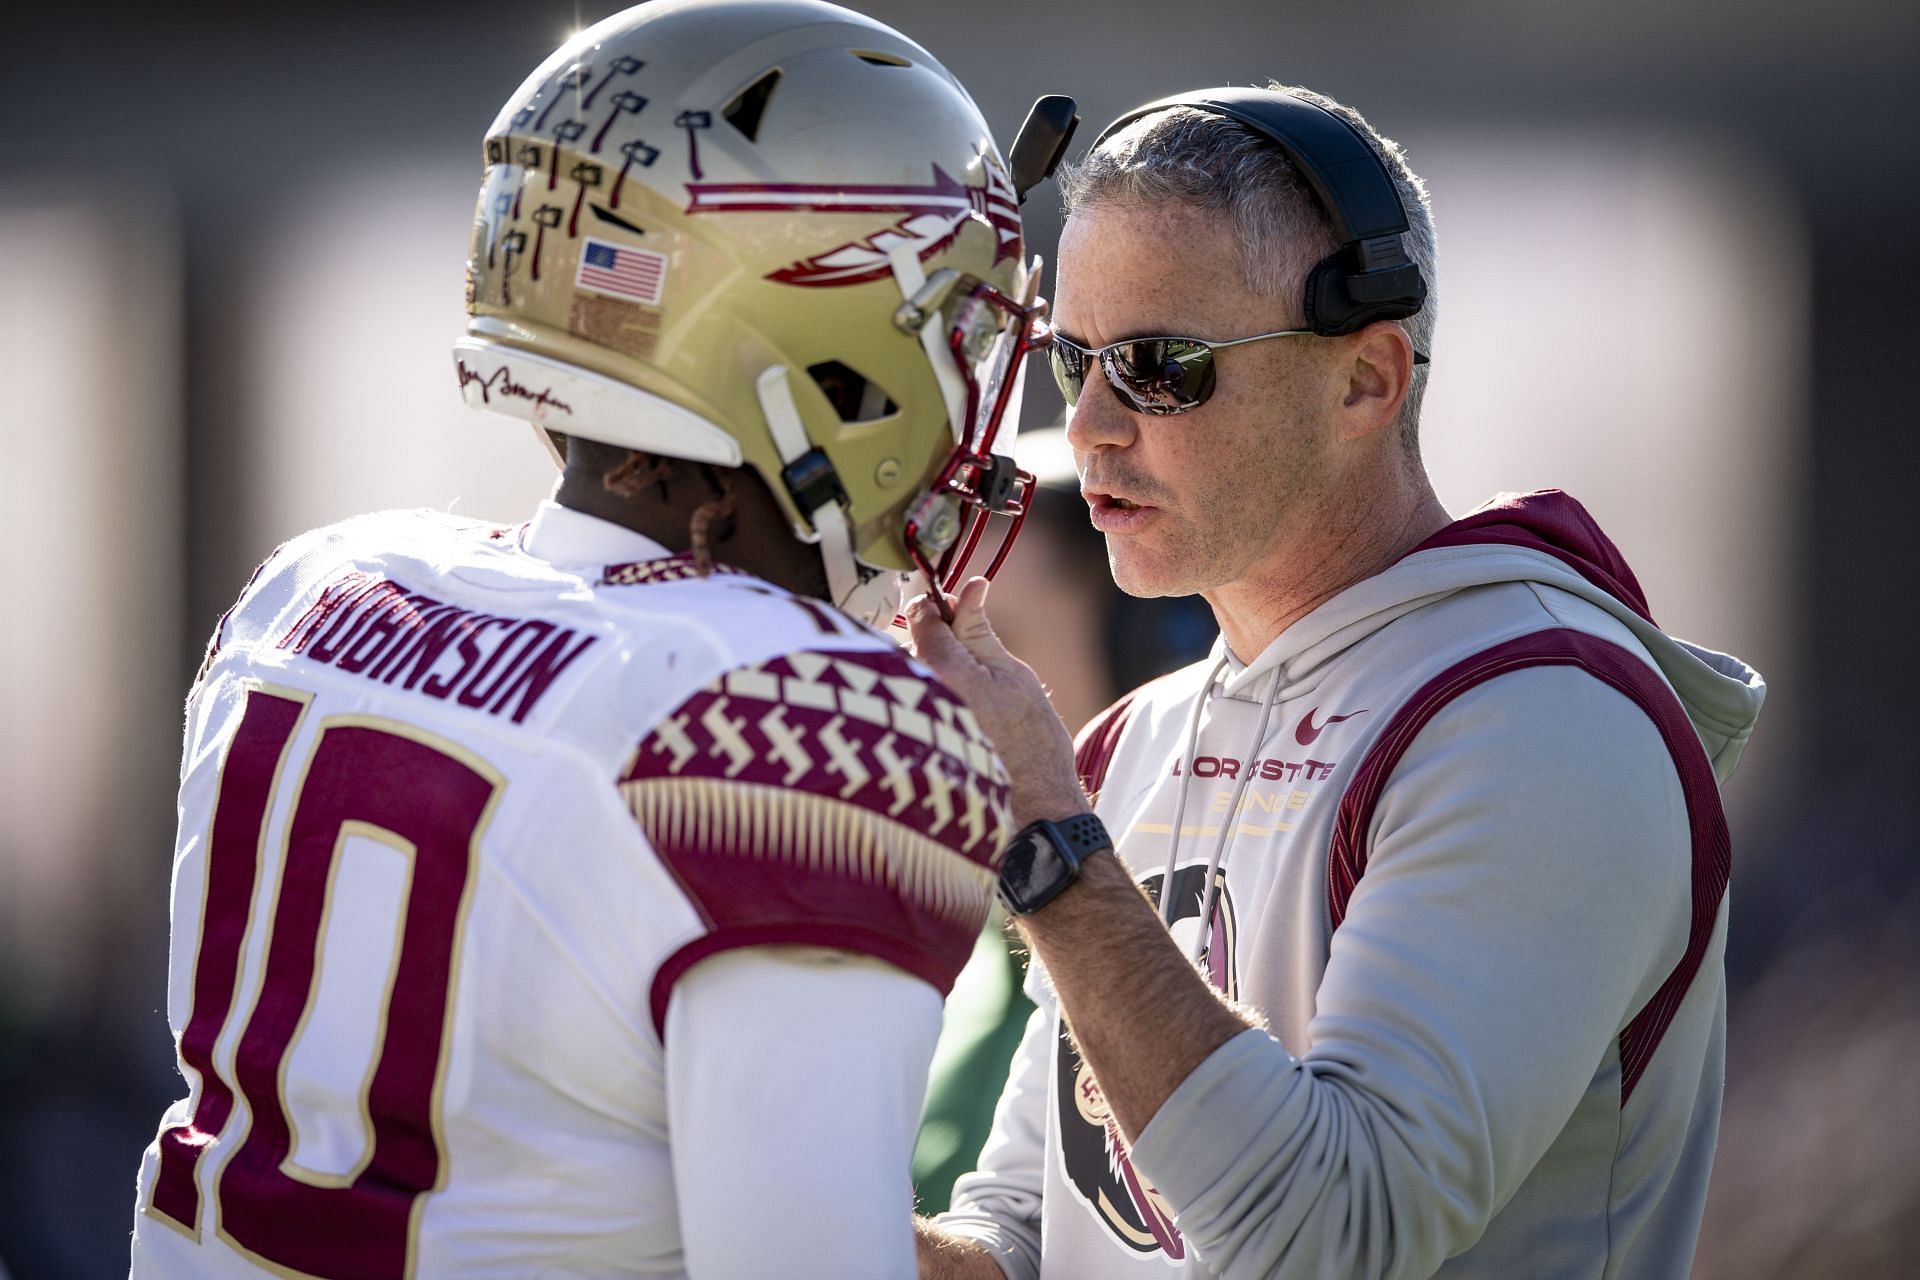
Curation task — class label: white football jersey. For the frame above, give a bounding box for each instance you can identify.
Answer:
[130,505,1008,1278]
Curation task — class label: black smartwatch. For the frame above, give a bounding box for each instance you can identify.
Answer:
[996,813,1112,915]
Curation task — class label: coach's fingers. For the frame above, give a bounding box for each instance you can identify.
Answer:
[903,581,979,676]
[907,577,1017,672]
[946,578,1010,663]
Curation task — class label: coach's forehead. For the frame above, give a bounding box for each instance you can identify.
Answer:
[1054,200,1271,344]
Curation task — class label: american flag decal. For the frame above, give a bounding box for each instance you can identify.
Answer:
[576,236,667,305]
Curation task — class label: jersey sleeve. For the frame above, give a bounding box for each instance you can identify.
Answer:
[935,1002,1052,1280]
[620,645,1013,1035]
[667,948,941,1278]
[191,535,304,689]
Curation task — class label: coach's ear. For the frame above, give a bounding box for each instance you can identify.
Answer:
[1335,319,1415,441]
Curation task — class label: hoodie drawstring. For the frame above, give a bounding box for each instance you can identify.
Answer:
[1156,656,1288,965]
[1188,667,1285,962]
[1158,654,1230,926]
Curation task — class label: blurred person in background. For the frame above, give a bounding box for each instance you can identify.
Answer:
[127,1,1046,1275]
[911,86,1767,1278]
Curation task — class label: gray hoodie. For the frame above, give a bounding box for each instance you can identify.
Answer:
[939,490,1766,1279]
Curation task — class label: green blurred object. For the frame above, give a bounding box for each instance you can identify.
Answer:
[912,910,1035,1213]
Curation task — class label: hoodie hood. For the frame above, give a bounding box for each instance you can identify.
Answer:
[1222,489,1766,779]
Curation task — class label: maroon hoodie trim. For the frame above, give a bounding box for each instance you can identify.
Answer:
[1074,691,1140,804]
[1327,628,1729,1104]
[1407,490,1657,625]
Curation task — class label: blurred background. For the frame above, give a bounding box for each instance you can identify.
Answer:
[2,0,1916,1274]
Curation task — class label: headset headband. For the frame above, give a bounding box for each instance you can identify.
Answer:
[1095,88,1409,243]
[1092,87,1428,337]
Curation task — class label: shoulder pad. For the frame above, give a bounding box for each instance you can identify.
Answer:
[622,645,1011,1032]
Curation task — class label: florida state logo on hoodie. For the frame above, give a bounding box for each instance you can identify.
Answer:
[1055,864,1238,1258]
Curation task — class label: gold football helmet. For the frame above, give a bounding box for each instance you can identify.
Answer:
[454,0,1045,622]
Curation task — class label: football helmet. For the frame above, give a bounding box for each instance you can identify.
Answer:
[454,0,1045,623]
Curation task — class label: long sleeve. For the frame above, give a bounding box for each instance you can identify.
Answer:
[933,1001,1054,1280]
[666,946,943,1279]
[1126,665,1694,1279]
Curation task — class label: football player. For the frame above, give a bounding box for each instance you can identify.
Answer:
[128,2,1044,1275]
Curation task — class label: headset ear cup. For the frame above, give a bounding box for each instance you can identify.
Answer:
[1303,251,1356,337]
[1305,247,1426,338]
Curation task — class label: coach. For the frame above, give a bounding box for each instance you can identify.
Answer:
[909,85,1765,1279]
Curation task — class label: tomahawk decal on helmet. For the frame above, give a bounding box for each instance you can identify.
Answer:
[674,110,713,178]
[610,138,661,207]
[685,161,1023,287]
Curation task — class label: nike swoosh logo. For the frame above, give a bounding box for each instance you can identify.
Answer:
[1295,707,1370,746]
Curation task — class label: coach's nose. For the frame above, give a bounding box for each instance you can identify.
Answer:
[1063,375,1141,458]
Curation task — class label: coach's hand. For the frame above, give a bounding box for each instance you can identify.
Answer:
[905,576,1088,829]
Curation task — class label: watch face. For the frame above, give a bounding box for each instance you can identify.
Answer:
[997,815,1108,913]
[999,830,1056,913]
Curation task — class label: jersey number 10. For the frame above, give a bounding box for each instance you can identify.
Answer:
[146,683,504,1278]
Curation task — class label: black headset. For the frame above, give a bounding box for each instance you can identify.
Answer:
[1091,87,1428,343]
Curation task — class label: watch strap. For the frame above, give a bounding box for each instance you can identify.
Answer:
[1052,812,1110,863]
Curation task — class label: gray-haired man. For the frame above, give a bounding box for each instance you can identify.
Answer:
[910,84,1764,1279]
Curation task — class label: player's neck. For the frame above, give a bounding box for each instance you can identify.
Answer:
[552,460,832,600]
[552,460,695,552]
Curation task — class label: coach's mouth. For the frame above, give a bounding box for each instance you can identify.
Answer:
[1085,488,1158,533]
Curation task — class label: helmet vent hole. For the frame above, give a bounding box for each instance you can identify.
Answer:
[809,362,899,423]
[722,70,782,143]
[851,50,911,67]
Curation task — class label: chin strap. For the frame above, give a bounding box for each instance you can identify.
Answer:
[889,243,971,446]
[752,366,902,627]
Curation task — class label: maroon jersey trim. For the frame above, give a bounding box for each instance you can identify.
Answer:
[632,779,993,1037]
[1074,691,1139,803]
[1327,628,1730,1104]
[623,646,1009,1036]
[649,922,967,1039]
[598,555,749,588]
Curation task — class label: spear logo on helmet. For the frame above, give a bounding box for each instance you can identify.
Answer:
[684,161,1021,288]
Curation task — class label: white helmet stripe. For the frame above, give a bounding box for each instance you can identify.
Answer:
[889,243,970,445]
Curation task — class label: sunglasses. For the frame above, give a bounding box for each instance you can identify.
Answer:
[1049,326,1429,416]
